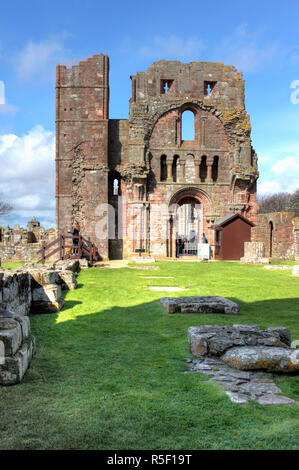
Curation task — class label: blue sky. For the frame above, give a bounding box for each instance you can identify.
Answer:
[0,0,298,228]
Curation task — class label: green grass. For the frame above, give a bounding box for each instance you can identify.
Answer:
[0,261,298,450]
[1,261,26,269]
[270,259,298,266]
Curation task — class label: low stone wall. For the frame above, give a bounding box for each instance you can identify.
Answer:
[0,260,80,385]
[0,271,32,316]
[254,212,299,260]
[240,242,269,264]
[0,310,35,385]
[0,243,44,263]
[0,217,56,263]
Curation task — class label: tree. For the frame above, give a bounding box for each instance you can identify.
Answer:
[288,189,299,216]
[0,200,13,217]
[257,192,292,214]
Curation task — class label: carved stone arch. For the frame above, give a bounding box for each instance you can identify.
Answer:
[169,186,211,210]
[180,102,199,115]
[167,187,212,258]
[145,99,218,143]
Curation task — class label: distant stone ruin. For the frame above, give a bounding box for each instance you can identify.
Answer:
[0,217,56,263]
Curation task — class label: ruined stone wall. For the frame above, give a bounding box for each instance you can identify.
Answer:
[254,212,297,259]
[56,57,259,260]
[0,260,79,385]
[0,219,56,262]
[122,60,258,258]
[293,217,299,260]
[56,55,110,259]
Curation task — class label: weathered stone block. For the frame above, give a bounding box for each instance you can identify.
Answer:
[31,284,64,313]
[222,346,299,373]
[292,265,299,276]
[56,271,77,290]
[28,269,57,287]
[0,311,35,386]
[186,324,298,405]
[264,265,292,270]
[161,296,240,314]
[188,325,291,358]
[0,336,35,385]
[264,327,291,346]
[0,317,22,356]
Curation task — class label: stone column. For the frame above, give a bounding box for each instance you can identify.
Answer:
[207,158,213,182]
[179,158,186,182]
[200,117,207,146]
[166,158,173,181]
[195,160,200,181]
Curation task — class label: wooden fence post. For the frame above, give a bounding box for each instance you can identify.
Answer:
[42,242,46,265]
[61,235,65,260]
[79,235,82,259]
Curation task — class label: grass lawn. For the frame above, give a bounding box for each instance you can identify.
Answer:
[0,261,298,450]
[1,261,26,270]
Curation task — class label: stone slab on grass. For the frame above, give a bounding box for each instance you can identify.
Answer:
[186,357,296,406]
[148,286,187,292]
[292,266,299,276]
[222,346,299,373]
[140,276,174,279]
[161,296,240,315]
[188,324,291,358]
[186,323,298,405]
[135,266,160,270]
[264,265,293,270]
[257,394,295,405]
[131,258,156,263]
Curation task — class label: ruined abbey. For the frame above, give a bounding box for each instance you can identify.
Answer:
[55,55,262,260]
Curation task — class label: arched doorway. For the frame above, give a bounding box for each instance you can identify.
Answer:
[168,188,209,257]
[269,221,274,258]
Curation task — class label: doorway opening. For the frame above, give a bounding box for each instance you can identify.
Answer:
[269,221,273,257]
[175,197,202,257]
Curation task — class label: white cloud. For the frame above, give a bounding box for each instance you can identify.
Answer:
[138,35,206,62]
[258,180,283,195]
[258,153,299,195]
[16,35,69,82]
[272,156,299,175]
[0,125,55,228]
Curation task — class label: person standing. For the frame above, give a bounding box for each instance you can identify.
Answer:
[201,233,208,244]
[71,221,80,254]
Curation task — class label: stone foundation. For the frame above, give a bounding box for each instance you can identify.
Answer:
[0,310,35,385]
[0,259,81,385]
[186,324,298,404]
[240,242,269,264]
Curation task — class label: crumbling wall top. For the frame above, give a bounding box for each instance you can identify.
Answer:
[130,60,244,110]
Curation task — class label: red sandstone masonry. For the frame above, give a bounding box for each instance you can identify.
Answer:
[56,57,259,260]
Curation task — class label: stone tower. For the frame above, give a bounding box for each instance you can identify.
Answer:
[56,54,110,257]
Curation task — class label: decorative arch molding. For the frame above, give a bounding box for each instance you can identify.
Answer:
[142,98,250,146]
[169,186,211,209]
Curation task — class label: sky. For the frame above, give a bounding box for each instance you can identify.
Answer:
[0,0,298,228]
